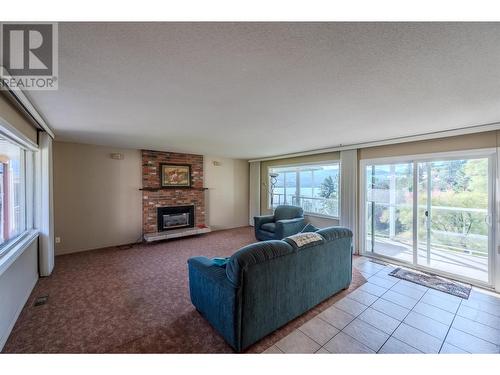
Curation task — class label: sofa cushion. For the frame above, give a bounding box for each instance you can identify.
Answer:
[274,205,304,221]
[226,240,294,286]
[261,222,276,233]
[316,227,353,241]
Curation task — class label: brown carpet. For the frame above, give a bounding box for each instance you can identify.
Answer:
[2,226,365,353]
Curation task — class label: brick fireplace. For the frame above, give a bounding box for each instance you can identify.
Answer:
[142,150,206,235]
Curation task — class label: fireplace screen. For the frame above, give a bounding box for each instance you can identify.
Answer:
[163,213,190,229]
[157,205,195,232]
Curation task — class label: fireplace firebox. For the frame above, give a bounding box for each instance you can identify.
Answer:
[157,205,195,231]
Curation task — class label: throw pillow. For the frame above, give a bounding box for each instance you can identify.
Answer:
[212,257,230,267]
[286,232,323,247]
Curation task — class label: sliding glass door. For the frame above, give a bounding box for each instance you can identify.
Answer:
[362,151,494,285]
[365,163,414,264]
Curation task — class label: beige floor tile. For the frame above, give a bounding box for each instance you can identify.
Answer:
[334,296,368,317]
[381,290,418,309]
[371,298,410,321]
[358,307,400,335]
[379,337,421,354]
[342,318,389,351]
[318,306,355,330]
[367,275,397,289]
[298,316,339,345]
[440,343,469,354]
[390,282,427,300]
[323,332,375,354]
[315,347,331,354]
[358,282,388,297]
[452,316,500,345]
[420,293,460,314]
[347,289,379,306]
[461,298,500,317]
[457,304,500,329]
[275,330,321,354]
[393,323,443,353]
[445,328,499,354]
[403,311,450,340]
[412,301,455,325]
[262,345,283,354]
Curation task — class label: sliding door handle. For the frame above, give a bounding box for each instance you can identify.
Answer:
[485,214,492,226]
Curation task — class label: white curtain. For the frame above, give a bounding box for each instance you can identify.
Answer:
[340,149,358,253]
[248,161,261,226]
[38,132,54,276]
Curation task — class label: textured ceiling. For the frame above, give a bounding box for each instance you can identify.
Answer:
[27,22,500,159]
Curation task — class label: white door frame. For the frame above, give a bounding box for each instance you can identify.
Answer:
[359,148,497,290]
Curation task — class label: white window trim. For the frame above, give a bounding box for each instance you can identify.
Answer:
[268,159,341,219]
[0,229,38,276]
[0,119,39,276]
[0,115,38,152]
[359,147,497,289]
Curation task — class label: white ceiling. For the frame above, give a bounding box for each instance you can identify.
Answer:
[27,22,500,159]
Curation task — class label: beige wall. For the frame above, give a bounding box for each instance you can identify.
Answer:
[53,143,251,254]
[0,93,38,144]
[53,142,143,254]
[204,156,249,230]
[0,239,38,349]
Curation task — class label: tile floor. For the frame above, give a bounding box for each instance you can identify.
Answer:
[263,256,500,354]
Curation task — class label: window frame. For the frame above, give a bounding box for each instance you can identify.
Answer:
[0,120,37,261]
[267,159,341,219]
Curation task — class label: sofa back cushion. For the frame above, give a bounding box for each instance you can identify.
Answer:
[274,205,304,221]
[226,240,294,286]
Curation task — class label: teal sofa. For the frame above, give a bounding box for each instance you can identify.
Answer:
[254,205,305,241]
[187,226,353,352]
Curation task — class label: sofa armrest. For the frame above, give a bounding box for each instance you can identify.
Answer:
[275,217,306,238]
[187,257,240,351]
[254,215,274,228]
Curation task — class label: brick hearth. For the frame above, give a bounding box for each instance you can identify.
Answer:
[142,150,205,234]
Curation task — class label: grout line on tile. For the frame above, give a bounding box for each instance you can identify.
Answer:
[374,283,429,353]
[438,298,462,353]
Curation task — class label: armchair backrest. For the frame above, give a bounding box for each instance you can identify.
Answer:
[274,205,304,221]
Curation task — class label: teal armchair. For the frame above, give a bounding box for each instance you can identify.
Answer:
[254,205,305,241]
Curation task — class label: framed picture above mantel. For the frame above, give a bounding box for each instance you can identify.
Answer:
[160,163,192,188]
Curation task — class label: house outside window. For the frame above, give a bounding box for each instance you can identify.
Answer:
[0,135,33,256]
[268,162,340,218]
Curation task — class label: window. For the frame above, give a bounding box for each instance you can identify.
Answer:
[269,162,340,218]
[0,135,33,255]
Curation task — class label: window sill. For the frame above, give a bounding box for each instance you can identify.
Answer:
[0,230,39,277]
[267,207,340,221]
[304,212,340,221]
